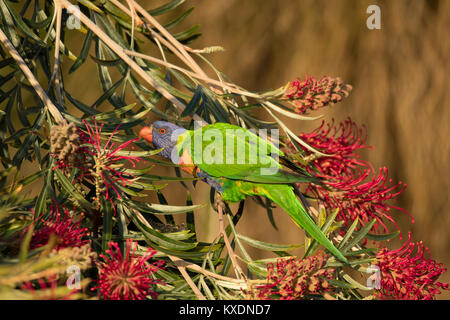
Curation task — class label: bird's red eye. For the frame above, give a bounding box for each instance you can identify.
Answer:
[159,128,166,134]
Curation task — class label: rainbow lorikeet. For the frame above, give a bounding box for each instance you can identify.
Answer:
[139,121,347,263]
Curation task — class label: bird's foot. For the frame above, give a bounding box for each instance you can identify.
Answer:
[213,192,226,213]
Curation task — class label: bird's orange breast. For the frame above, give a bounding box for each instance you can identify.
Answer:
[178,149,196,175]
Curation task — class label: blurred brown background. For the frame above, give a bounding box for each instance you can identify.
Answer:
[52,0,450,298]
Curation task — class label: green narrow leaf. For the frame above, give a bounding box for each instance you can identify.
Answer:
[1,168,46,190]
[113,148,163,158]
[129,200,205,215]
[77,0,104,13]
[342,219,377,253]
[69,29,94,73]
[164,7,194,30]
[185,191,196,241]
[337,217,359,249]
[94,35,123,108]
[101,196,113,252]
[19,222,34,263]
[163,230,195,241]
[342,273,372,291]
[365,230,400,241]
[138,173,200,182]
[304,208,339,257]
[246,261,269,278]
[90,55,123,67]
[236,234,302,252]
[201,91,229,123]
[16,88,30,127]
[125,180,167,192]
[34,161,54,217]
[130,212,198,251]
[173,24,201,42]
[12,108,45,167]
[89,103,136,120]
[90,76,125,109]
[2,0,46,47]
[64,90,99,115]
[116,184,150,197]
[181,85,202,117]
[117,203,128,252]
[149,0,185,16]
[102,1,130,21]
[54,168,92,209]
[326,279,356,289]
[156,191,175,225]
[0,0,20,48]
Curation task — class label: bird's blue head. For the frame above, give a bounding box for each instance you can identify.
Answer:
[139,121,186,159]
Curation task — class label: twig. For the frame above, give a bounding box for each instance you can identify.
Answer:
[129,0,208,79]
[169,255,247,286]
[124,50,260,98]
[108,0,199,77]
[0,29,63,123]
[52,0,63,105]
[125,0,143,27]
[168,255,206,300]
[215,195,247,280]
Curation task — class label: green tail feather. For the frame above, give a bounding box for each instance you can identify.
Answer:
[258,184,348,263]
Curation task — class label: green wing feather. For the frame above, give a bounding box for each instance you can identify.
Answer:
[183,123,315,184]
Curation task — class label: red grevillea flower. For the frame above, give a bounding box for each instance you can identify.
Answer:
[81,119,143,201]
[251,252,335,300]
[285,76,352,114]
[313,167,411,234]
[94,239,164,300]
[290,119,411,234]
[374,233,449,300]
[29,205,89,251]
[54,119,143,204]
[299,118,372,178]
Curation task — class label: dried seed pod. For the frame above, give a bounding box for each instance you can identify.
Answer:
[50,120,81,163]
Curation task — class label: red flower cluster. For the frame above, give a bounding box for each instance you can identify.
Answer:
[94,239,164,300]
[79,119,143,201]
[285,76,352,114]
[53,119,143,203]
[291,118,411,233]
[30,204,89,251]
[374,233,449,300]
[253,252,335,300]
[315,167,410,233]
[300,118,372,178]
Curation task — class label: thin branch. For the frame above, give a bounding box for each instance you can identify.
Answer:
[124,50,259,98]
[169,255,249,286]
[216,195,246,280]
[52,0,63,105]
[0,28,63,123]
[125,0,143,27]
[130,0,208,79]
[168,255,206,300]
[108,0,199,78]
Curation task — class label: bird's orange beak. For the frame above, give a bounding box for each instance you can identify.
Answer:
[139,126,153,144]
